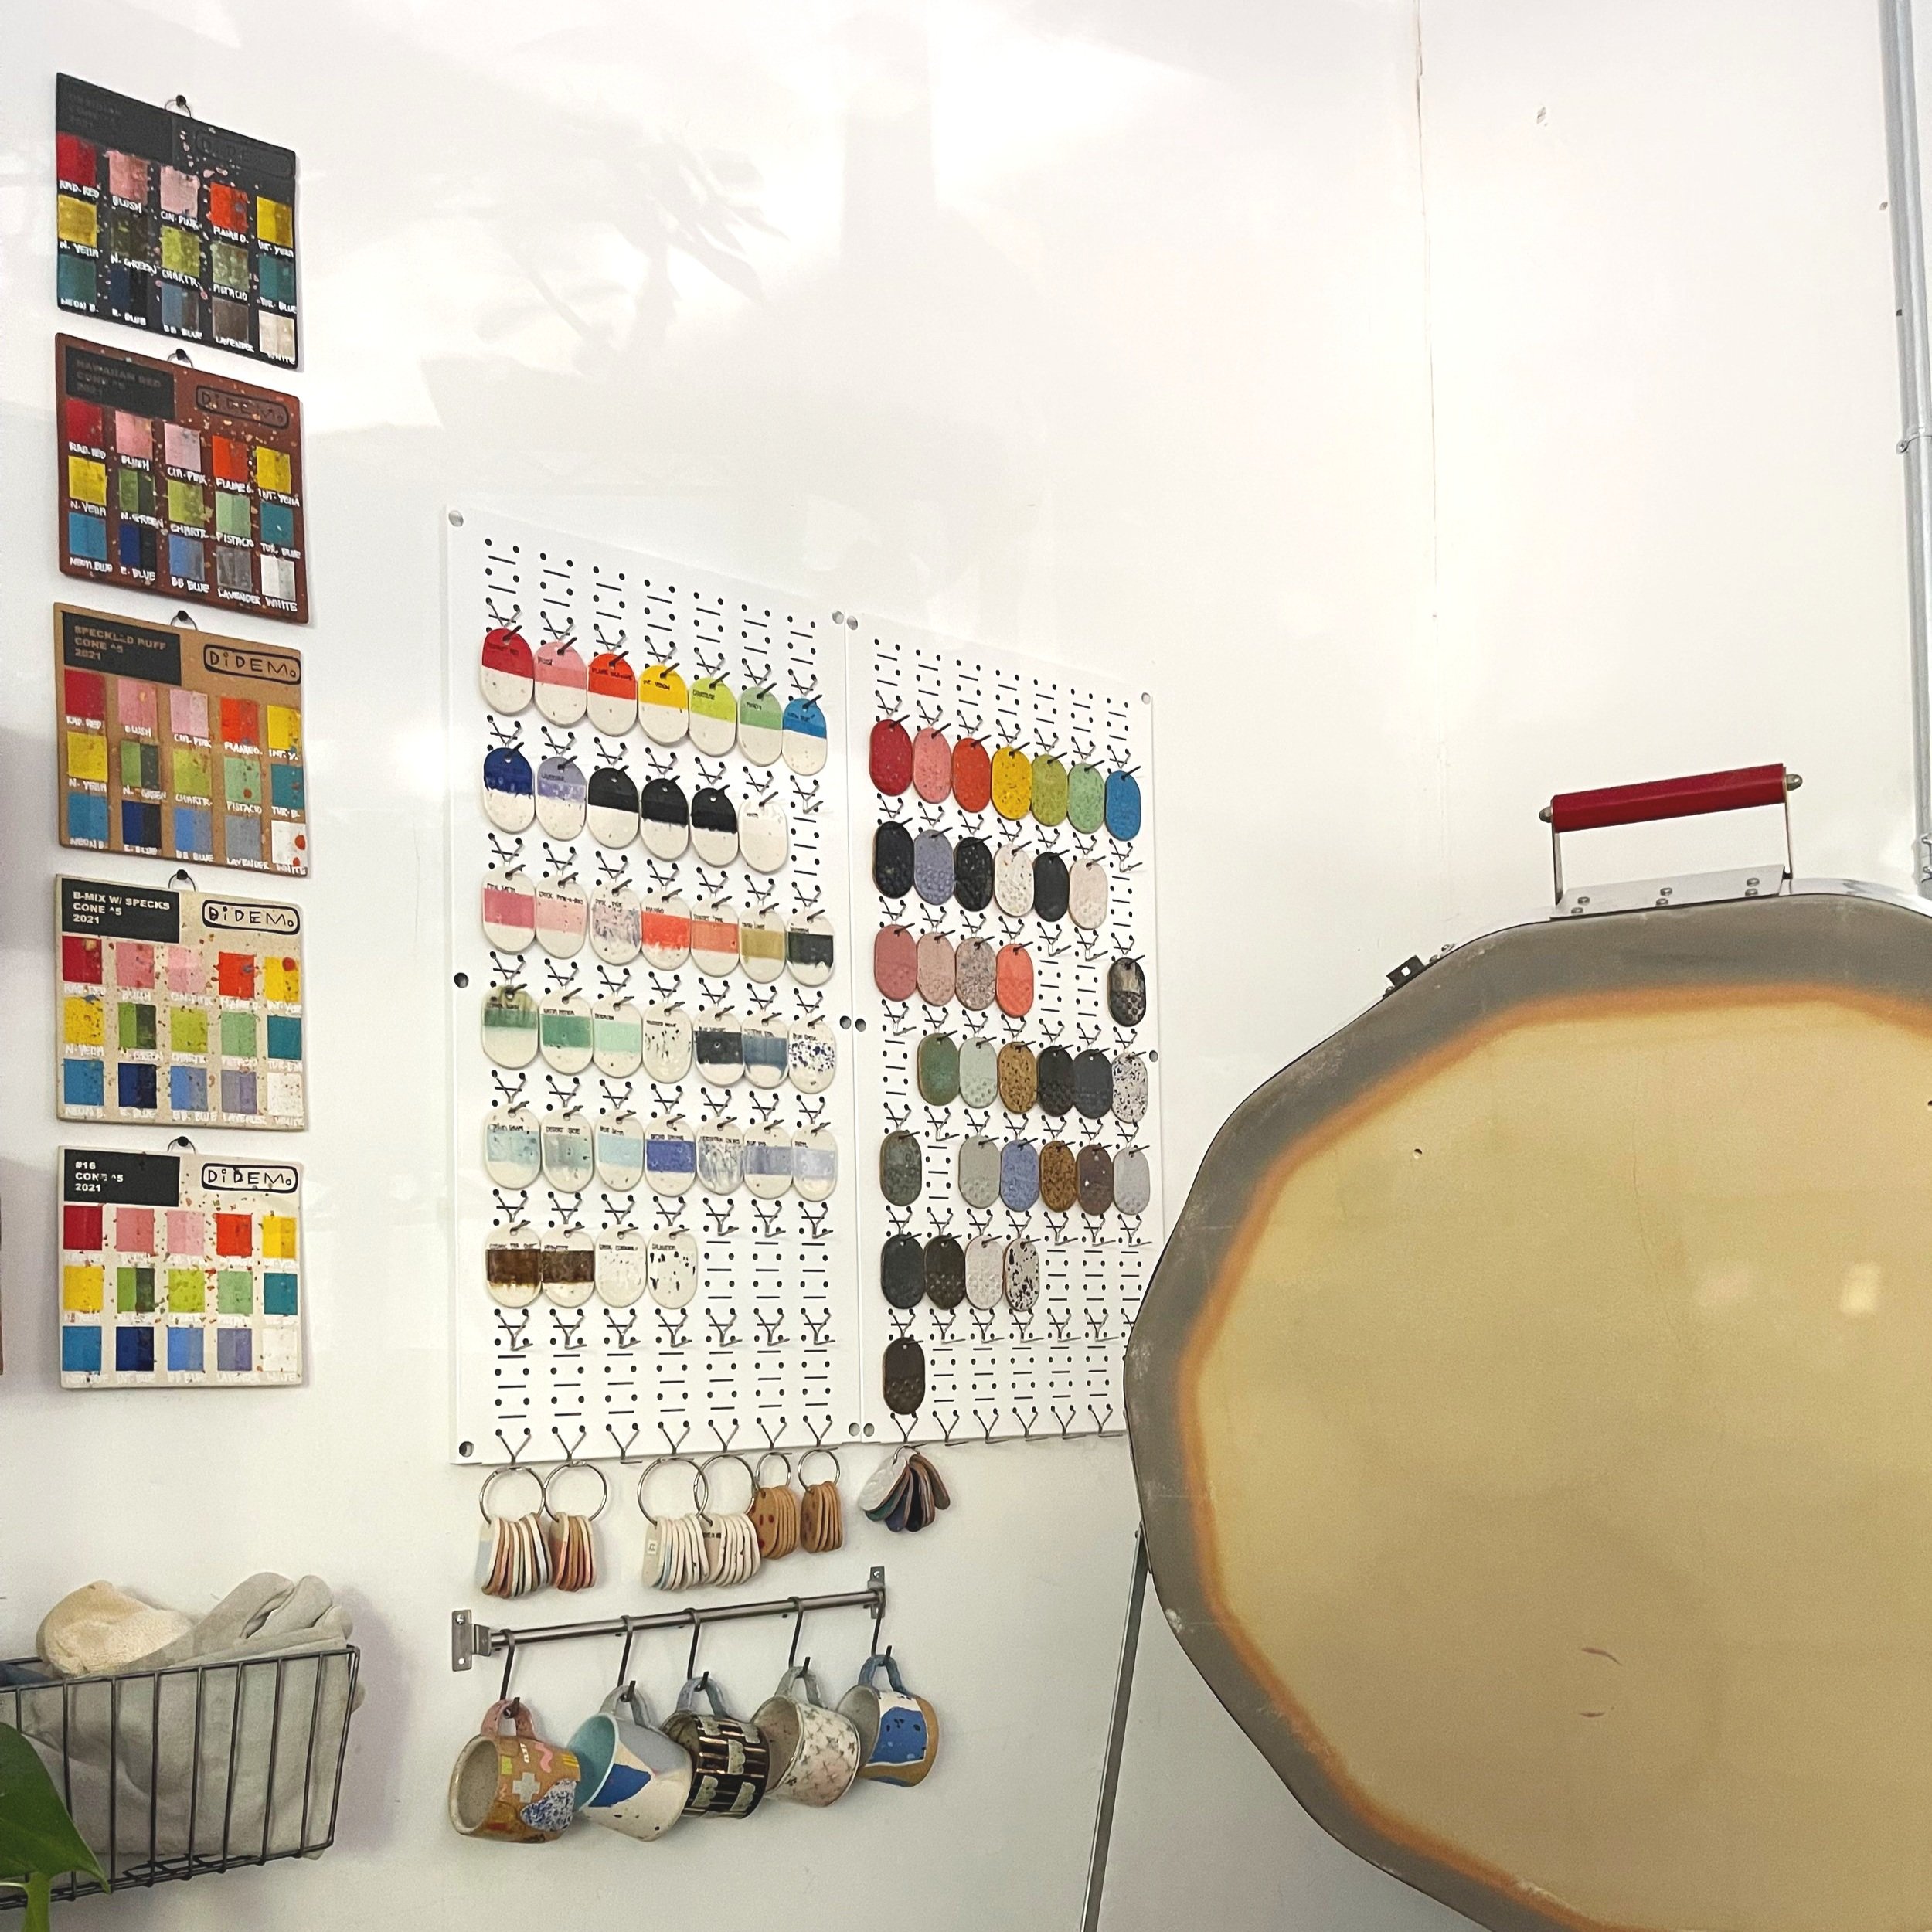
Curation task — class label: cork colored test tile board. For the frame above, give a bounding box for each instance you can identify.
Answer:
[57,876,305,1129]
[56,604,309,876]
[60,1148,302,1388]
[56,336,308,623]
[55,75,298,369]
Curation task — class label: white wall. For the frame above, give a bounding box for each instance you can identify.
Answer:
[0,0,1916,1927]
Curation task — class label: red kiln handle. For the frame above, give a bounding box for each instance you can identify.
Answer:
[1543,764,1794,835]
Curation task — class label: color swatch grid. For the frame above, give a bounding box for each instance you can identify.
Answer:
[56,605,309,875]
[60,1149,302,1389]
[57,876,304,1130]
[55,75,298,368]
[57,335,308,624]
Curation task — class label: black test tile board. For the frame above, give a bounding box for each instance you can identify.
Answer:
[55,75,298,369]
[57,335,309,624]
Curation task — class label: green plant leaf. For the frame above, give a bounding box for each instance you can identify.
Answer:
[23,1872,50,1932]
[0,1724,105,1889]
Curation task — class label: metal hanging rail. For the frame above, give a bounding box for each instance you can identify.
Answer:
[450,1568,886,1672]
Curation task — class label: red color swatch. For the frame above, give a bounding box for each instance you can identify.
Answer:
[220,698,259,746]
[208,182,249,233]
[951,737,992,813]
[64,397,104,448]
[56,133,97,189]
[63,1204,104,1251]
[62,935,104,985]
[217,951,257,999]
[63,669,107,723]
[215,1213,253,1257]
[869,718,913,796]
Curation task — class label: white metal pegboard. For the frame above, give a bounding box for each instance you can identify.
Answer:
[846,618,1162,1444]
[446,514,862,1466]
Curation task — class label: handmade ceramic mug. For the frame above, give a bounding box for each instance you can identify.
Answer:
[752,1665,862,1808]
[567,1684,692,1841]
[837,1653,940,1787]
[664,1674,770,1818]
[447,1698,581,1842]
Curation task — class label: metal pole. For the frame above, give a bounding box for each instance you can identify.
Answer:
[1881,0,1932,893]
[1080,1529,1150,1932]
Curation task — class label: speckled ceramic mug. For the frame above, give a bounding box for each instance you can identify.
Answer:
[448,1699,580,1842]
[753,1665,862,1808]
[837,1652,939,1787]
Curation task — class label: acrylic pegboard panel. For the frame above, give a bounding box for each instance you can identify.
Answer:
[446,513,862,1466]
[845,618,1162,1444]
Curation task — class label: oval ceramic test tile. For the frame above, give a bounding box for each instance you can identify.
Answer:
[1107,957,1147,1028]
[1077,1144,1115,1215]
[874,924,918,1002]
[533,879,588,958]
[787,912,835,988]
[883,1335,925,1417]
[739,910,787,984]
[645,1117,697,1196]
[793,1127,838,1202]
[951,737,992,813]
[872,822,914,900]
[595,1230,648,1308]
[990,746,1032,821]
[956,1134,1001,1209]
[689,675,737,757]
[954,836,993,912]
[912,726,951,802]
[542,1230,597,1307]
[593,998,645,1078]
[1066,763,1105,835]
[923,1233,966,1309]
[641,1005,694,1083]
[869,718,913,795]
[1000,1141,1039,1213]
[637,664,689,745]
[586,651,638,735]
[485,1231,543,1308]
[639,893,692,971]
[917,1032,960,1106]
[958,1036,999,1110]
[782,696,828,775]
[955,939,996,1012]
[483,1107,541,1188]
[995,944,1034,1018]
[694,1017,744,1086]
[595,1118,645,1191]
[913,831,954,906]
[539,991,595,1074]
[1039,1140,1078,1213]
[1003,1235,1040,1311]
[1114,1146,1151,1216]
[532,640,589,726]
[690,787,739,868]
[1036,1046,1075,1117]
[1068,858,1108,932]
[1105,770,1142,842]
[739,685,784,765]
[879,1131,923,1206]
[743,1123,793,1199]
[480,627,534,713]
[916,932,955,1007]
[1073,1048,1114,1120]
[993,845,1033,918]
[690,904,740,978]
[788,1018,838,1094]
[881,1233,924,1308]
[697,1119,746,1194]
[586,765,640,847]
[482,745,536,832]
[647,1230,700,1308]
[482,869,536,951]
[542,1114,594,1192]
[1029,755,1069,828]
[964,1236,1005,1309]
[997,1043,1037,1114]
[588,883,641,965]
[1032,852,1070,924]
[535,755,588,840]
[1112,1051,1148,1126]
[741,1016,789,1089]
[639,777,691,861]
[741,798,787,874]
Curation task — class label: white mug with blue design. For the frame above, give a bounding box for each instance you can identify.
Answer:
[566,1684,692,1840]
[837,1652,939,1787]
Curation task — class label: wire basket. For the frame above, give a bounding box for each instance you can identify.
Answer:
[0,1645,359,1906]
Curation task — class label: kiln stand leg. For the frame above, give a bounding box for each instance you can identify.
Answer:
[1080,1527,1151,1932]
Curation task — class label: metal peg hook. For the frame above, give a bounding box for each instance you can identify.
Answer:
[495,1429,532,1468]
[615,1616,638,1688]
[551,1427,587,1466]
[498,1634,519,1703]
[787,1597,807,1670]
[685,1609,704,1682]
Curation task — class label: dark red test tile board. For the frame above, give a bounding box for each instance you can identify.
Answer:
[58,335,308,624]
[56,75,298,369]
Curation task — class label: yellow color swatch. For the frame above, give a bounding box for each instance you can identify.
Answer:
[66,730,108,783]
[253,447,291,493]
[267,705,301,753]
[63,1266,103,1313]
[265,957,301,1003]
[63,996,104,1047]
[165,1268,205,1313]
[67,456,107,507]
[257,197,293,246]
[57,196,97,247]
[171,747,211,799]
[261,1214,297,1260]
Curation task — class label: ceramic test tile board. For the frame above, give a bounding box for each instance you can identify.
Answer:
[60,1148,302,1387]
[57,876,305,1128]
[55,604,309,876]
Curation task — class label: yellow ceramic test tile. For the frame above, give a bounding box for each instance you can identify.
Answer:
[63,996,104,1047]
[67,456,107,506]
[265,957,301,1003]
[266,705,301,753]
[66,730,108,783]
[253,447,291,493]
[63,1266,104,1313]
[257,197,293,246]
[261,1214,297,1260]
[57,196,97,247]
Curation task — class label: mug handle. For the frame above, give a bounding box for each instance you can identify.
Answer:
[676,1672,727,1718]
[774,1663,821,1707]
[484,1697,537,1739]
[859,1652,910,1696]
[618,1682,658,1730]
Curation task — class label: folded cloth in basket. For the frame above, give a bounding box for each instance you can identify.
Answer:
[19,1573,359,1865]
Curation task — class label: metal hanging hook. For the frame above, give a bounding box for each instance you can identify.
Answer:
[787,1597,807,1670]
